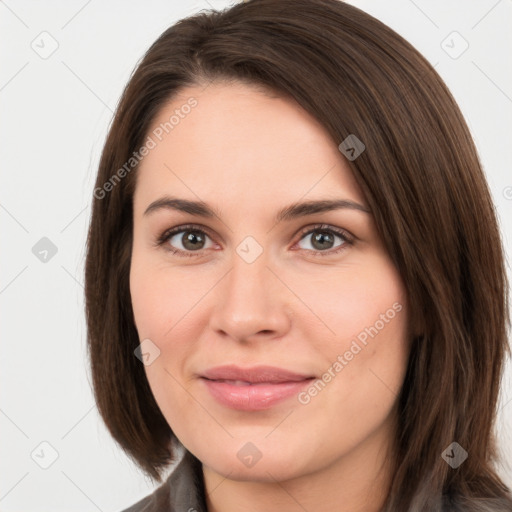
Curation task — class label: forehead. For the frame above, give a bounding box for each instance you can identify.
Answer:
[134,81,365,210]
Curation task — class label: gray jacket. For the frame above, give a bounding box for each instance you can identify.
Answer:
[120,449,207,512]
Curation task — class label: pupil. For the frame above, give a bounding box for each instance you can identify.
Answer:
[183,231,204,250]
[313,231,333,250]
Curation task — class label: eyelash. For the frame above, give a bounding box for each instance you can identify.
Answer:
[155,223,354,258]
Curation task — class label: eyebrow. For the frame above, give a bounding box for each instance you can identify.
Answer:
[143,196,371,223]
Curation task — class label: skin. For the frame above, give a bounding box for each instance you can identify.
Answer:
[130,81,411,512]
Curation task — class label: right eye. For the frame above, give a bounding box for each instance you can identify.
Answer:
[156,224,217,257]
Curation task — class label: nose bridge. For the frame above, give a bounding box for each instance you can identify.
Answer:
[225,242,275,315]
[230,243,270,299]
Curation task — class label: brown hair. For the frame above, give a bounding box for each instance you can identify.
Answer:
[84,0,512,509]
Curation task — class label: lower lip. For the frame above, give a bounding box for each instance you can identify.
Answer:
[201,378,314,411]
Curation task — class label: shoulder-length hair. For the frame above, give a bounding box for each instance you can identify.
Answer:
[84,0,512,509]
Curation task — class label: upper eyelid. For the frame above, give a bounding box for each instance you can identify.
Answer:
[163,223,220,244]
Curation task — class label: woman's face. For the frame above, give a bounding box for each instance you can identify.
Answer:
[130,81,410,482]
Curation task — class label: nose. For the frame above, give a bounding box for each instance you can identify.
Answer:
[208,249,292,344]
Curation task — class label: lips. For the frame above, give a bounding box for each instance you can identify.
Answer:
[200,365,315,410]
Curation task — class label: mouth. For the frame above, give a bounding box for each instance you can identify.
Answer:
[199,365,316,411]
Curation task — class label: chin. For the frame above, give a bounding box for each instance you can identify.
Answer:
[190,435,317,483]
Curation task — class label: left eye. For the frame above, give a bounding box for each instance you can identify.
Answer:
[296,227,350,252]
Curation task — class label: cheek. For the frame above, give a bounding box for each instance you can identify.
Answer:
[294,256,407,347]
[129,256,194,338]
[130,261,197,426]
[298,255,409,404]
[129,258,202,388]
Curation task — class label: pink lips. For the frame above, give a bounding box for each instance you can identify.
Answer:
[200,365,315,411]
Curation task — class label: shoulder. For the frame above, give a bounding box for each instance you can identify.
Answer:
[119,480,170,512]
[118,449,206,512]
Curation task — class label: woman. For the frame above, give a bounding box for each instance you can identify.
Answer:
[84,0,512,510]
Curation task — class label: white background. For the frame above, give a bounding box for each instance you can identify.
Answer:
[1,1,511,510]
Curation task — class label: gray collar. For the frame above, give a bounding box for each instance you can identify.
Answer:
[121,448,207,512]
[167,449,207,512]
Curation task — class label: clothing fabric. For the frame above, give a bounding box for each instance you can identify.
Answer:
[119,448,207,512]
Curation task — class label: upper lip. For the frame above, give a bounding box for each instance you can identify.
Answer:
[200,365,314,384]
